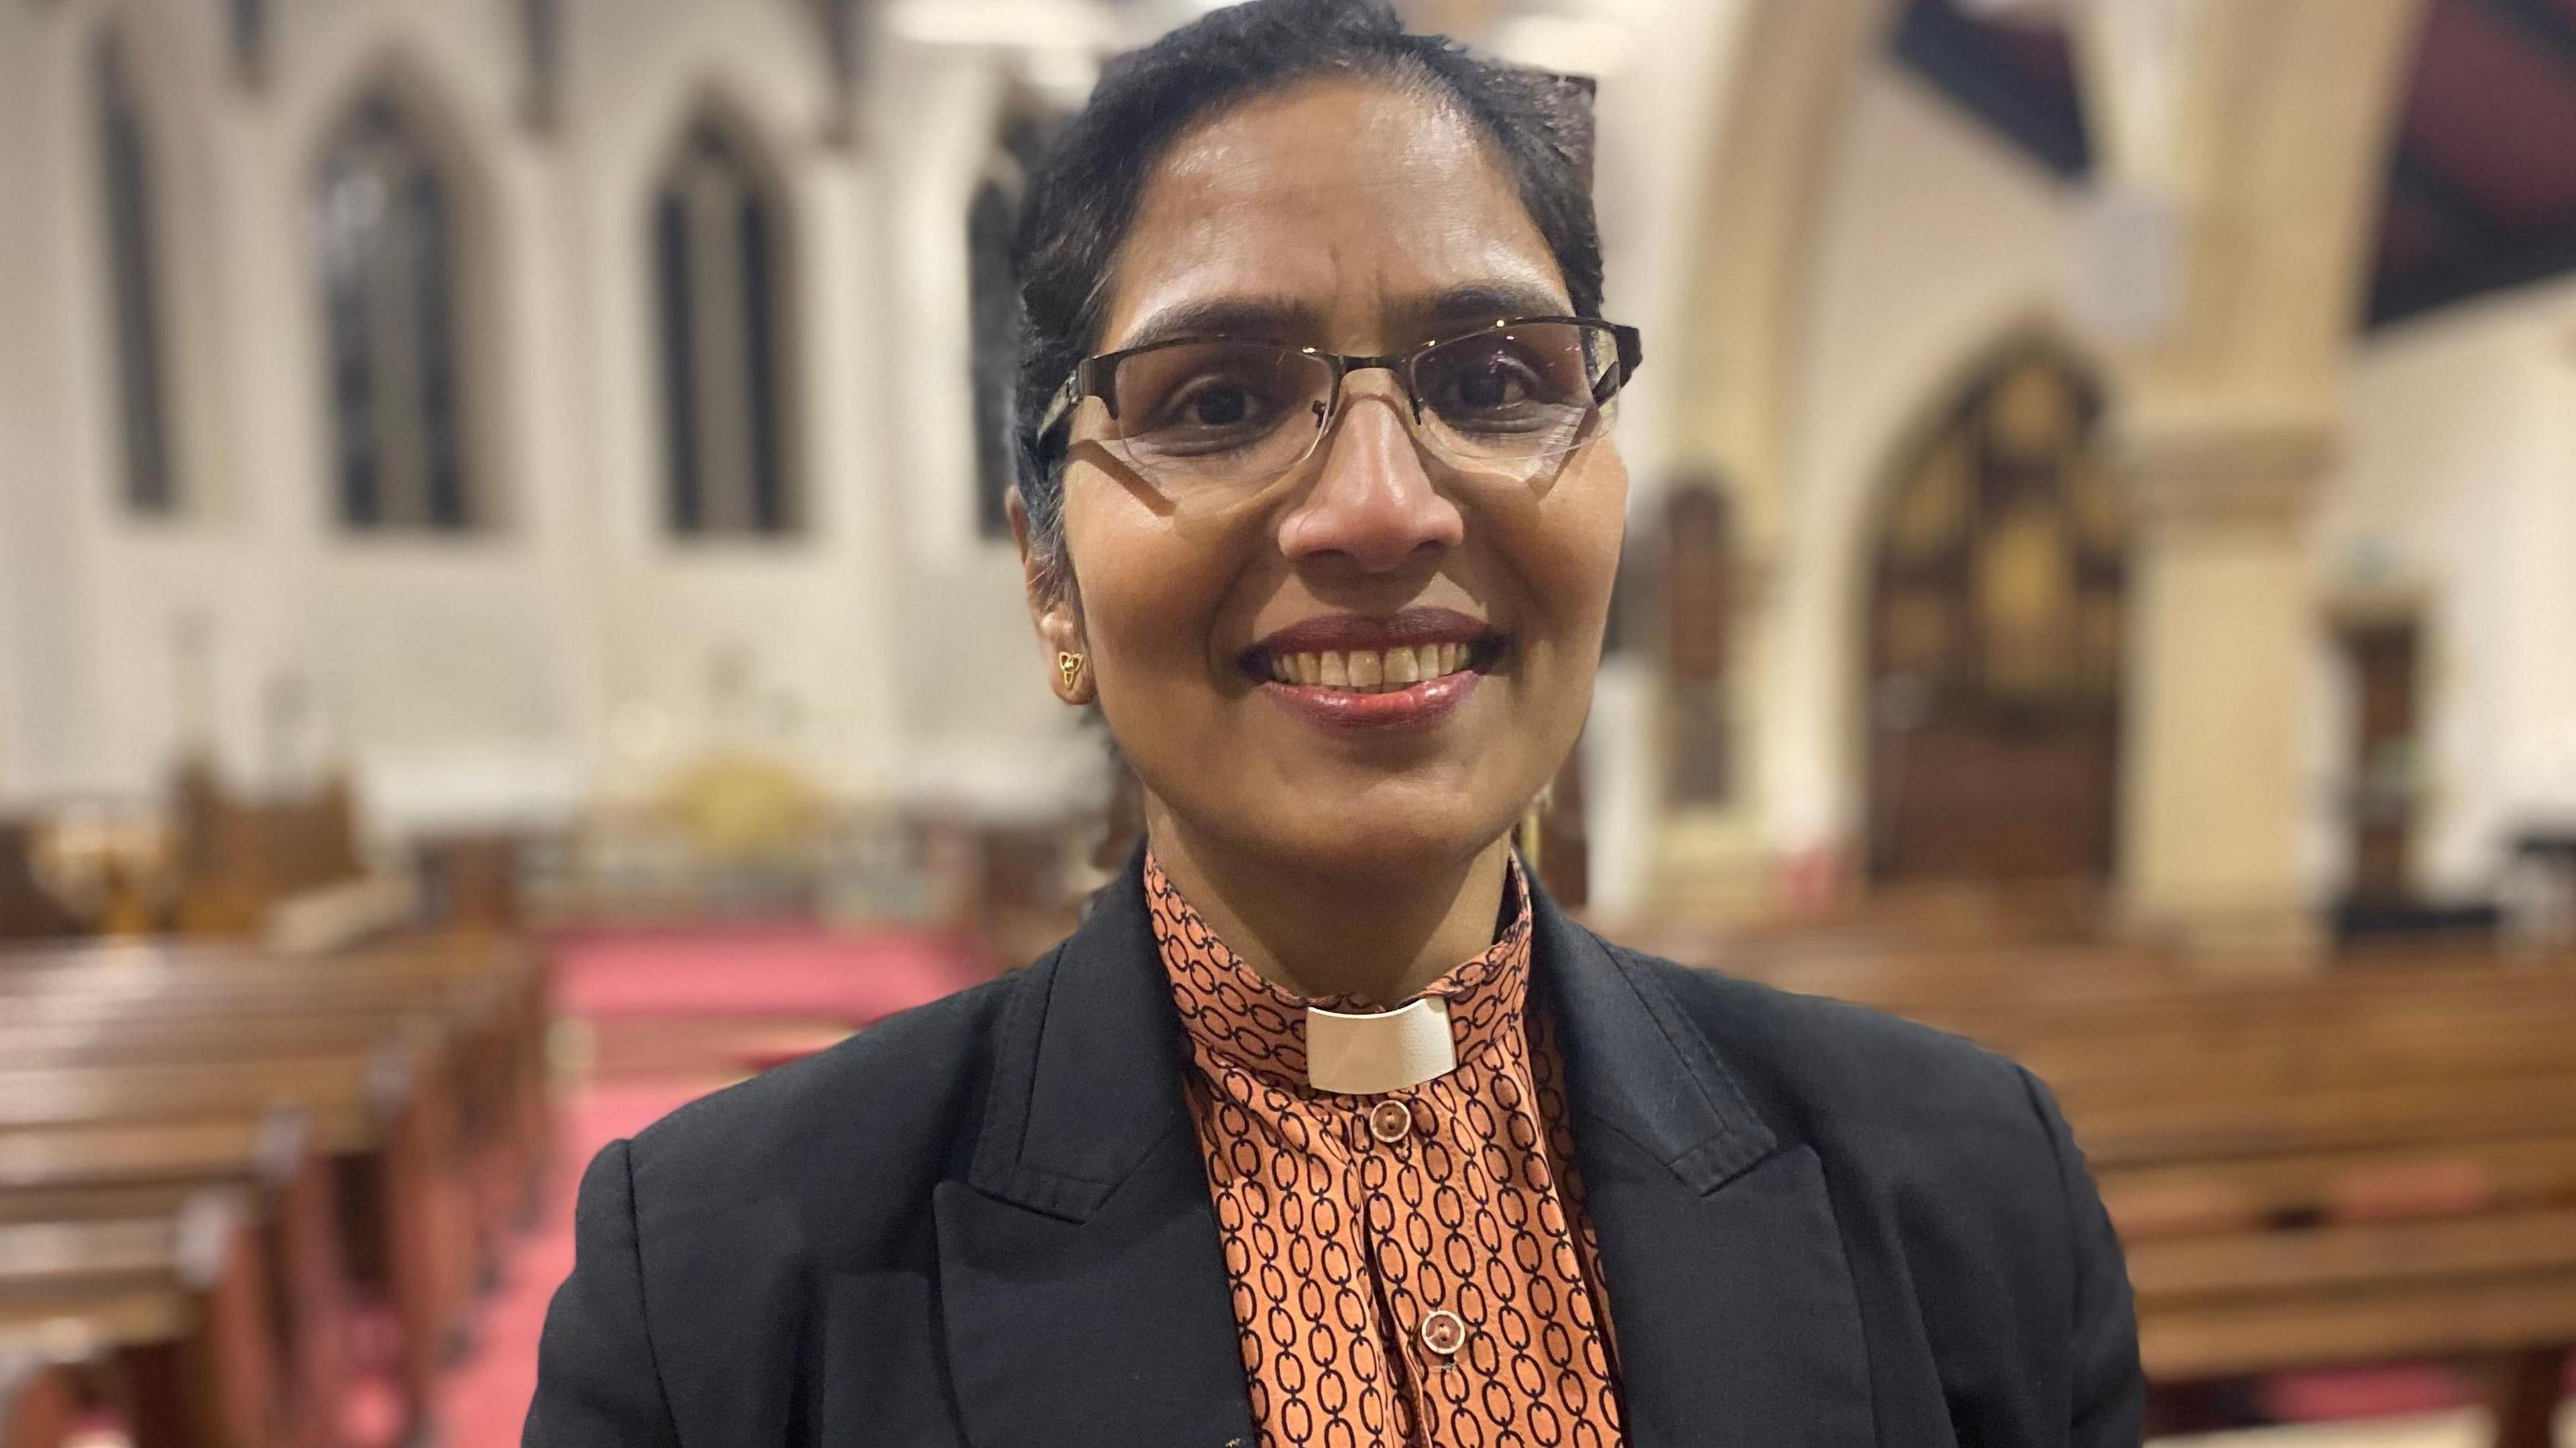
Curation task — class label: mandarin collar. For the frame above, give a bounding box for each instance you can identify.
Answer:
[1145,851,1534,1090]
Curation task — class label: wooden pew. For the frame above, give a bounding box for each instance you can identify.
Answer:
[0,932,551,1442]
[0,1190,284,1448]
[1646,913,2576,1443]
[1,1355,83,1448]
[2102,1132,2576,1239]
[0,1112,347,1448]
[0,824,77,944]
[0,934,554,1260]
[167,767,365,941]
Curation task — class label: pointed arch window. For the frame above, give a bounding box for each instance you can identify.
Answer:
[653,117,795,537]
[967,113,1051,541]
[1865,347,2125,883]
[95,30,176,515]
[967,175,1019,541]
[313,92,477,531]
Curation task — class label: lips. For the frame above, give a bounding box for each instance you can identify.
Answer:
[1240,607,1505,733]
[1240,607,1506,693]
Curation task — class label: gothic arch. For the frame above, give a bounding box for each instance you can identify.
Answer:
[647,90,803,537]
[1666,0,1894,554]
[73,0,228,520]
[1855,330,2123,883]
[966,93,1055,541]
[301,54,502,531]
[1642,0,1898,913]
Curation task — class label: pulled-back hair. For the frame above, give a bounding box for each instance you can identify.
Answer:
[1008,0,1605,582]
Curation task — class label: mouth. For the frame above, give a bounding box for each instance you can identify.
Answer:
[1237,608,1508,695]
[1236,608,1506,733]
[1245,637,1505,692]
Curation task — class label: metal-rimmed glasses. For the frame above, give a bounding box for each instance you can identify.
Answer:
[1037,316,1645,492]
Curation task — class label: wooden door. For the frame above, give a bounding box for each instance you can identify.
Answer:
[1866,353,2124,883]
[2340,620,2420,905]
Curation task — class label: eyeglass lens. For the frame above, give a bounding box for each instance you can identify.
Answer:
[1104,321,1622,487]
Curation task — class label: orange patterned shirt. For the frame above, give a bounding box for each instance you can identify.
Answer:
[1146,855,1627,1448]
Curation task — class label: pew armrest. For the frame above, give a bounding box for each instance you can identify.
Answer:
[264,873,421,956]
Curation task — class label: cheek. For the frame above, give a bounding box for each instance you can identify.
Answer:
[1061,472,1242,689]
[1513,449,1630,649]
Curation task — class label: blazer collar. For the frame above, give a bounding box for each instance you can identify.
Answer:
[963,852,1194,1219]
[1527,881,1781,1192]
[963,848,1780,1215]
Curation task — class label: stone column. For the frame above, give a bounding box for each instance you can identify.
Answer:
[1648,537,1781,926]
[2116,419,2331,965]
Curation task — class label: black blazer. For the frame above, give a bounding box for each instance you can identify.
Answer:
[525,857,2143,1447]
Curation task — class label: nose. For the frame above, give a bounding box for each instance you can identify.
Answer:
[1275,382,1464,573]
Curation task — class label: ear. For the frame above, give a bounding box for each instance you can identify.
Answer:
[1008,488,1095,706]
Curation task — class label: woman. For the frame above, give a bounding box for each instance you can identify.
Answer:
[527,1,2143,1444]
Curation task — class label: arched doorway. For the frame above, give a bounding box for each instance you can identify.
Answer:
[1864,347,2124,883]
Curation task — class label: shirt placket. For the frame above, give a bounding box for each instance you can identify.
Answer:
[1346,1089,1475,1447]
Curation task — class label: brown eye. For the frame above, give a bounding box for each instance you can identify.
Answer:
[1189,388,1254,427]
[1424,341,1554,431]
[1448,360,1524,412]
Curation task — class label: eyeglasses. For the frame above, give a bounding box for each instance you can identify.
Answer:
[1039,316,1644,492]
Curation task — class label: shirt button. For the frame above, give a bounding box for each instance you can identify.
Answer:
[1368,1100,1412,1144]
[1420,1309,1466,1357]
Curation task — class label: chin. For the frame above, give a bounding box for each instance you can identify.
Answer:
[1259,797,1518,882]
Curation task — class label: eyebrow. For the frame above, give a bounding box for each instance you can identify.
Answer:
[1418,283,1574,333]
[1116,297,1322,354]
[1111,282,1576,357]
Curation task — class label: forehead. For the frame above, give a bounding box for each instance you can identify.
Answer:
[1099,76,1570,350]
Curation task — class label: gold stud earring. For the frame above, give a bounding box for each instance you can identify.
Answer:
[1057,651,1085,694]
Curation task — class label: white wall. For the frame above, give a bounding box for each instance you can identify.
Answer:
[1760,60,2082,856]
[0,0,1099,838]
[0,0,282,805]
[2320,278,2576,899]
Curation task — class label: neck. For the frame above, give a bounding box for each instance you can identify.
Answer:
[1144,799,1516,1007]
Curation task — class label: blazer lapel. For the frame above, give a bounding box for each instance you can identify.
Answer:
[932,858,1257,1448]
[1532,889,1880,1448]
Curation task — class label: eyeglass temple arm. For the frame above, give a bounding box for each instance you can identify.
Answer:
[1594,325,1645,407]
[1038,357,1122,442]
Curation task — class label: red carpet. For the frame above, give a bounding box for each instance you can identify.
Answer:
[553,924,986,1021]
[433,926,991,1448]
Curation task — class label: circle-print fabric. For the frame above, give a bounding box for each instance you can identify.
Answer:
[1148,857,1627,1447]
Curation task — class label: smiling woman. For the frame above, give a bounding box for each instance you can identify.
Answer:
[525,3,2143,1445]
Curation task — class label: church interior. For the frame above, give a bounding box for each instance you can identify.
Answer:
[2,0,2575,1443]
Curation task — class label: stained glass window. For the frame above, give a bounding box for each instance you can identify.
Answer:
[95,32,175,514]
[967,114,1052,542]
[313,93,474,531]
[1865,349,2123,883]
[966,177,1018,540]
[654,119,794,537]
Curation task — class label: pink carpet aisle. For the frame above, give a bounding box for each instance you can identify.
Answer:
[433,925,994,1448]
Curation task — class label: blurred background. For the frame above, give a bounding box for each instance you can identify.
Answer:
[2,0,2574,1445]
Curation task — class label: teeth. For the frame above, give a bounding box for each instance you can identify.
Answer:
[1263,643,1485,693]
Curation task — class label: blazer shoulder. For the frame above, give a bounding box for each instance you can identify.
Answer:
[621,960,1034,1215]
[1596,937,2044,1165]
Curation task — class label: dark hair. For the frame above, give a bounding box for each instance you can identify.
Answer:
[1008,0,1606,583]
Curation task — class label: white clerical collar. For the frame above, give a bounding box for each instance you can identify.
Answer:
[1305,996,1458,1095]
